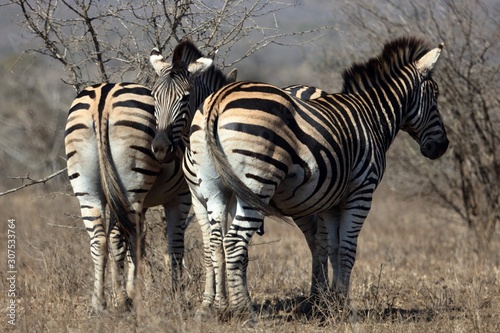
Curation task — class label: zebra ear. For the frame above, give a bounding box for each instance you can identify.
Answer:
[150,48,170,75]
[207,48,218,60]
[187,57,213,75]
[415,43,444,77]
[226,68,238,83]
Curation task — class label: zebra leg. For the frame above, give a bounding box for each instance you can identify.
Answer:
[336,211,364,298]
[223,196,262,316]
[294,214,329,315]
[191,194,227,319]
[124,205,145,304]
[315,214,329,295]
[79,201,108,314]
[324,207,342,297]
[108,213,131,312]
[163,189,191,291]
[67,141,109,313]
[324,207,341,286]
[208,200,229,313]
[327,195,372,301]
[295,214,328,298]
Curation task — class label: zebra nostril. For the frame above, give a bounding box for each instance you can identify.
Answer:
[421,142,435,158]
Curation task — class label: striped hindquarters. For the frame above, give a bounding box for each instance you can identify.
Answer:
[65,82,159,252]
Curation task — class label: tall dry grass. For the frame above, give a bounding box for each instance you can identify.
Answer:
[1,181,499,332]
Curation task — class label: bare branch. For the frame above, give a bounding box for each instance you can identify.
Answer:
[0,168,67,197]
[9,0,335,91]
[47,223,86,230]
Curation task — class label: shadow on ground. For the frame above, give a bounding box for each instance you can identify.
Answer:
[252,296,463,323]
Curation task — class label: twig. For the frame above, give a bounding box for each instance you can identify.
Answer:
[47,223,85,230]
[250,239,281,247]
[0,168,67,197]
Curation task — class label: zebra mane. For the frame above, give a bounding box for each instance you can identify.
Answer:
[163,40,229,88]
[172,40,205,66]
[341,36,432,94]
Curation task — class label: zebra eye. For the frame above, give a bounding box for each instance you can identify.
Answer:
[181,93,190,102]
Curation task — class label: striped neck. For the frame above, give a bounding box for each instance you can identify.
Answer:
[364,69,419,152]
[340,37,431,152]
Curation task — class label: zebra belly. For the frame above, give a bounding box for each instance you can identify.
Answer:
[271,161,348,218]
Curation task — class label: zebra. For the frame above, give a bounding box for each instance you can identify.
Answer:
[184,36,449,315]
[64,40,236,314]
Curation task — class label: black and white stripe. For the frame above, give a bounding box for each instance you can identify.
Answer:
[185,36,449,314]
[149,40,237,163]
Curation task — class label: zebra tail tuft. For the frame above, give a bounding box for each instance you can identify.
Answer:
[96,112,138,265]
[205,102,286,220]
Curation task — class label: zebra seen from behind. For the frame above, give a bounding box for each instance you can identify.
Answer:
[185,36,449,316]
[65,40,236,314]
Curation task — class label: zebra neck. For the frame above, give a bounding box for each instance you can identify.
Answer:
[368,76,416,152]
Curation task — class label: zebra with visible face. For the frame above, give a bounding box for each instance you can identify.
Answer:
[185,36,449,316]
[65,40,236,313]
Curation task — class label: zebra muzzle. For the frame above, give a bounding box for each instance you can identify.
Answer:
[421,138,449,160]
[151,132,175,162]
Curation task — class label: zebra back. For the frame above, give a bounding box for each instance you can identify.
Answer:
[198,37,448,219]
[282,84,329,100]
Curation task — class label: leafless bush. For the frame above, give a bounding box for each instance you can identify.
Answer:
[7,0,331,92]
[335,0,500,251]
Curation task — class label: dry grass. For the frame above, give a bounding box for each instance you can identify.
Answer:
[1,182,499,333]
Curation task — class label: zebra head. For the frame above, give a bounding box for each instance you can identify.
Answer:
[403,43,449,160]
[149,42,214,162]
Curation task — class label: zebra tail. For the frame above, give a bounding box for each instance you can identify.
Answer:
[205,102,286,219]
[95,112,138,264]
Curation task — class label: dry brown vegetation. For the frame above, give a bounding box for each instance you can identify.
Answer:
[1,180,499,332]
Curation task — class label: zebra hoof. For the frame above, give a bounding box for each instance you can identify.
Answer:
[228,304,257,325]
[240,317,258,329]
[194,305,213,322]
[90,297,107,316]
[298,300,314,316]
[115,297,133,312]
[242,308,259,328]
